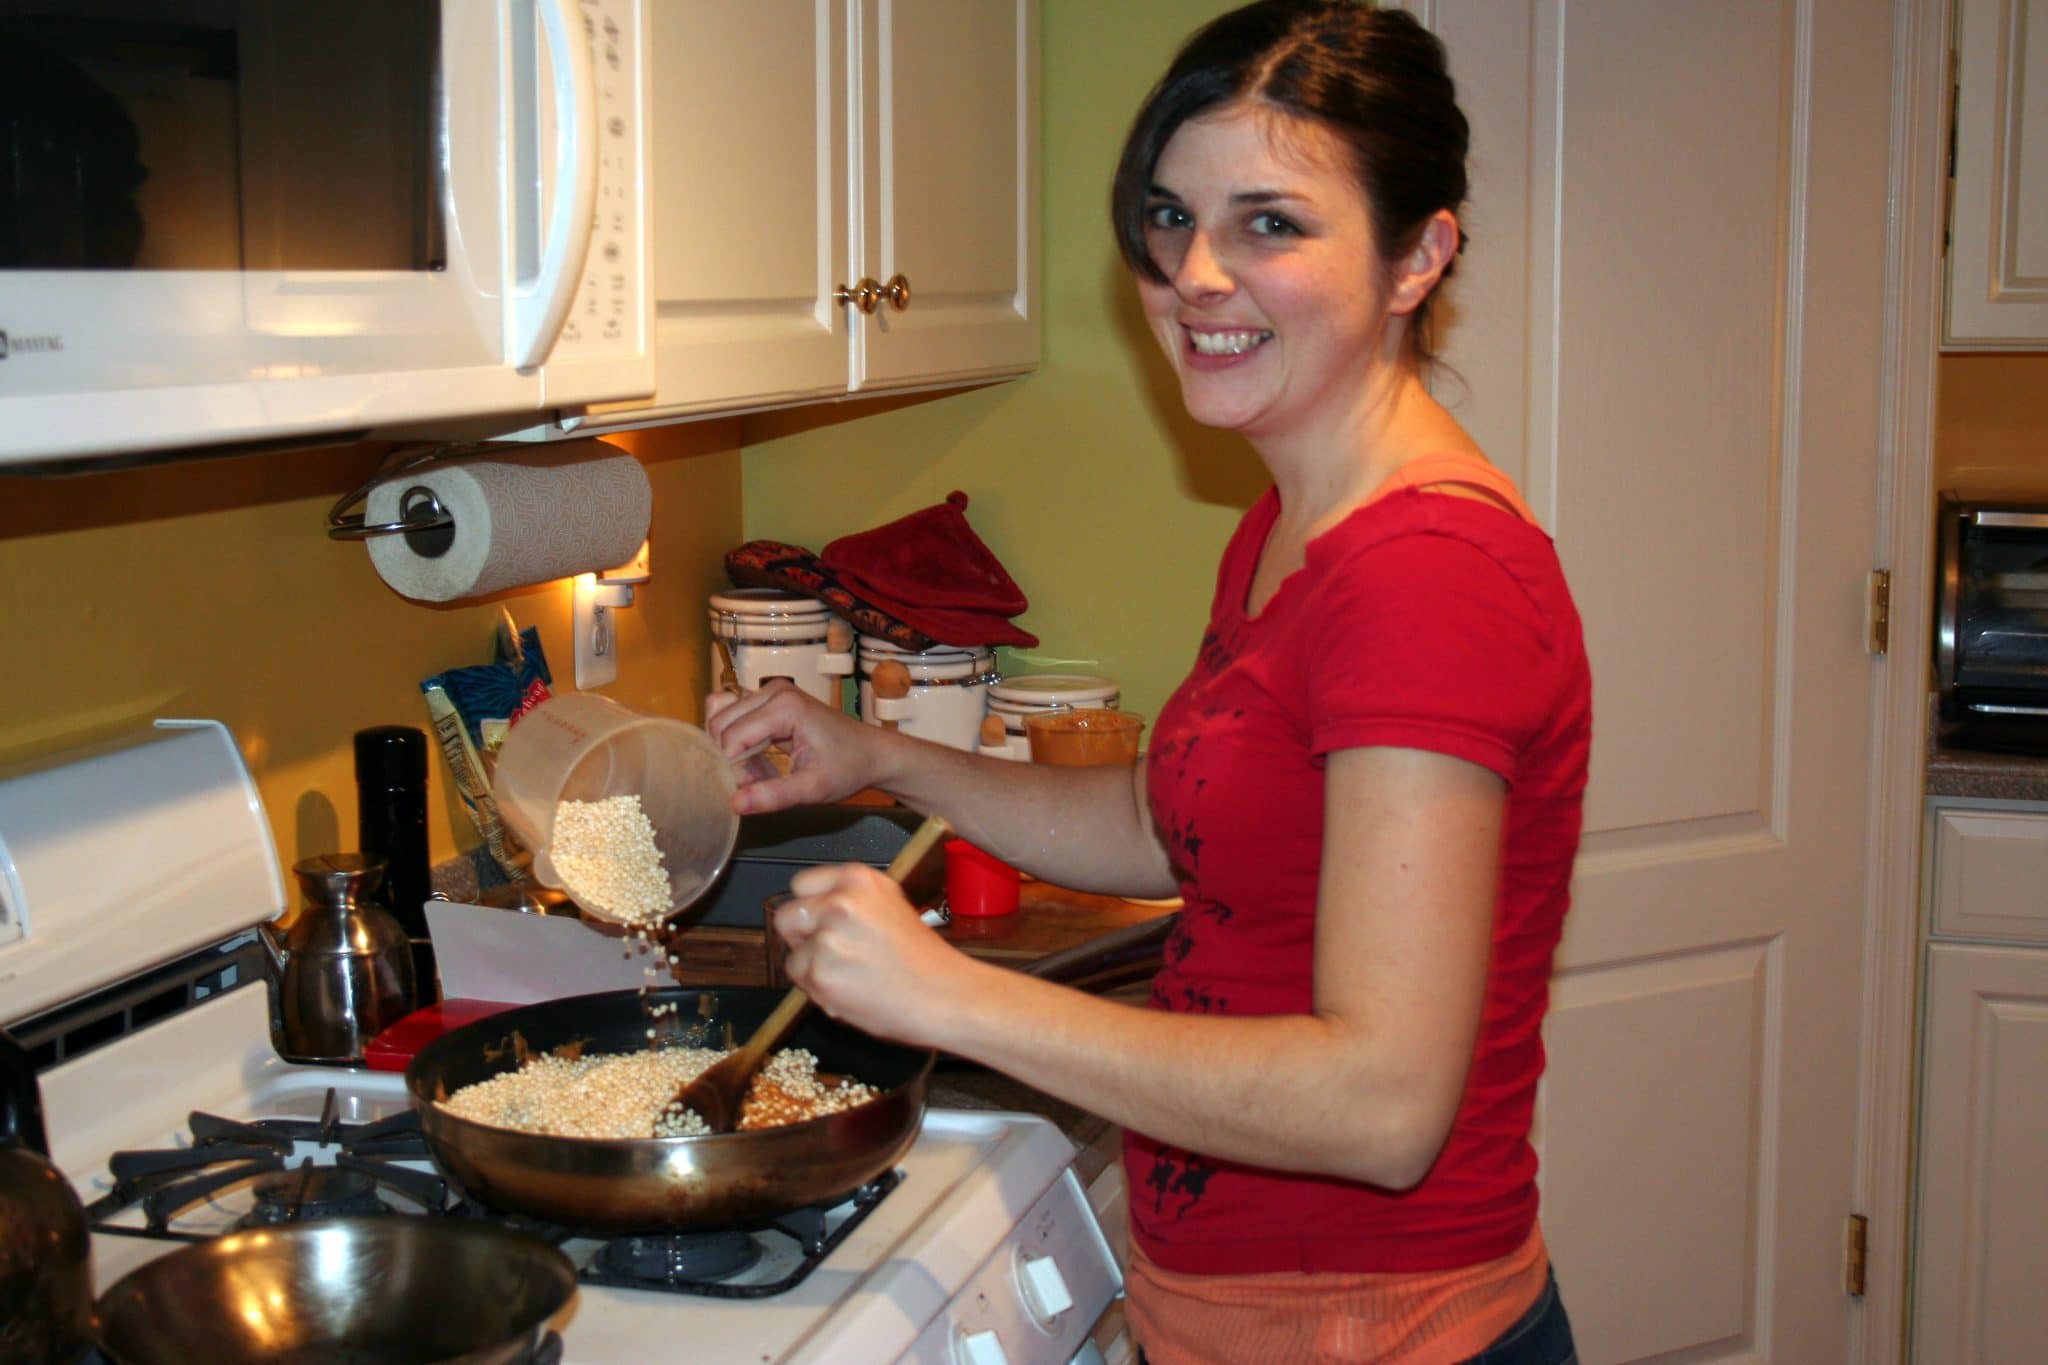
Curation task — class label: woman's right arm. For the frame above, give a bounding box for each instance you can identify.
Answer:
[704,684,1178,899]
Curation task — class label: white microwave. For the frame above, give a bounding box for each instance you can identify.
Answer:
[0,0,651,468]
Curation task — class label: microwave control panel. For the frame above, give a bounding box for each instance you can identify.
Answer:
[547,0,651,397]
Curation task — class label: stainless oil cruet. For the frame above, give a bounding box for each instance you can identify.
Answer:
[259,854,418,1065]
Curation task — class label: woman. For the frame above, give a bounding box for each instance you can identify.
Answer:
[706,3,1590,1361]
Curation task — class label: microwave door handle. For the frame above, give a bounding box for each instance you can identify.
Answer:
[509,0,599,373]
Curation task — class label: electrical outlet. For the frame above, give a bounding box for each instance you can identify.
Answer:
[573,574,618,689]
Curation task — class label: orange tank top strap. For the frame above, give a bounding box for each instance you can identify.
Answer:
[1366,451,1541,528]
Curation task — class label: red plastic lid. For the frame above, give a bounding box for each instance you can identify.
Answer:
[944,837,1020,918]
[362,998,522,1073]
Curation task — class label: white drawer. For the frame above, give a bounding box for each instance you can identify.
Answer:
[1929,803,2048,943]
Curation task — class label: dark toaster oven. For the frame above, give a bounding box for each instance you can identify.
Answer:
[1936,494,2048,754]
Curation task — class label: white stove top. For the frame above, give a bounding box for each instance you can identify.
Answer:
[46,987,1122,1364]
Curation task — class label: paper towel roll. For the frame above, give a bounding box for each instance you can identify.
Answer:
[365,440,652,602]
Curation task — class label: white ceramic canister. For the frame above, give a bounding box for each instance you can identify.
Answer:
[707,588,854,708]
[979,674,1121,761]
[857,636,998,752]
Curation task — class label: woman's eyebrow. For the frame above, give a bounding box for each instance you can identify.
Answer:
[1231,189,1309,207]
[1145,185,1309,207]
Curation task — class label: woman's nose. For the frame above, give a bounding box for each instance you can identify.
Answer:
[1172,230,1232,300]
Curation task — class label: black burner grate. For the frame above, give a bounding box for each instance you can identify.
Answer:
[85,1089,443,1235]
[84,1088,901,1298]
[476,1169,904,1299]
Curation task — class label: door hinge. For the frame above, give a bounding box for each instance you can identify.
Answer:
[1845,1213,1869,1297]
[1868,570,1892,655]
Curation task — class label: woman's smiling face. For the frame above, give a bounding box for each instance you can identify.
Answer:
[1137,103,1400,444]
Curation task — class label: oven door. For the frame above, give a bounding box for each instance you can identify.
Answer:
[0,0,646,467]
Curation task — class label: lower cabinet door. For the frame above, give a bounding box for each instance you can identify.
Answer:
[1912,942,2048,1362]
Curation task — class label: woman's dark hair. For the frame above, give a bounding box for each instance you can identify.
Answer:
[1112,0,1470,362]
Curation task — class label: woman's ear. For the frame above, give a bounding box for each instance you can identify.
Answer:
[1388,210,1461,316]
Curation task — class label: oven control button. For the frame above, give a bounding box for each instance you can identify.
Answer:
[954,1326,1012,1365]
[1016,1251,1076,1324]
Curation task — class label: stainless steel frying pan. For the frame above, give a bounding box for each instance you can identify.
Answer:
[405,986,932,1232]
[92,1218,574,1365]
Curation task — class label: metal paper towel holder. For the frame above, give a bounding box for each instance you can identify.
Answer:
[325,444,472,557]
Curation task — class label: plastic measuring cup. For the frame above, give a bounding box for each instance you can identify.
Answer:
[492,694,742,924]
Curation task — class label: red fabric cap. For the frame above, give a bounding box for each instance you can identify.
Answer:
[724,539,937,650]
[820,491,1029,616]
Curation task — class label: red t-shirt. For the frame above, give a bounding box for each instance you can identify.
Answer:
[1131,476,1592,1276]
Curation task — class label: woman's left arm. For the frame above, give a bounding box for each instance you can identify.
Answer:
[778,743,1503,1190]
[1298,744,1502,1184]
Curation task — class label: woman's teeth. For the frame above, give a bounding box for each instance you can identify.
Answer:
[1189,329,1272,356]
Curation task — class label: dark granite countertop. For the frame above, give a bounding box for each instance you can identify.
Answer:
[1926,696,2048,803]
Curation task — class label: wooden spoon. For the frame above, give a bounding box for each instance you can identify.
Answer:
[668,812,953,1134]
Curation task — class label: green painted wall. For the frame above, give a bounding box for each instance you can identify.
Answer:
[740,0,1253,723]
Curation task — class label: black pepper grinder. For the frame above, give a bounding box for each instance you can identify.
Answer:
[355,726,438,1003]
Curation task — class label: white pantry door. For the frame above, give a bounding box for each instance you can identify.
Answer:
[1421,1,1896,1359]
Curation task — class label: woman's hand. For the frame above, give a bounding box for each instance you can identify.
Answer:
[773,862,980,1046]
[703,682,888,815]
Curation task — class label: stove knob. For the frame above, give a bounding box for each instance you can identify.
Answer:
[1016,1252,1076,1324]
[954,1326,1012,1365]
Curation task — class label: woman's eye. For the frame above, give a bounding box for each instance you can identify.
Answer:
[1146,203,1192,230]
[1250,212,1301,237]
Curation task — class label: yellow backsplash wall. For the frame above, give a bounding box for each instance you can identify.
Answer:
[739,0,1252,722]
[0,421,744,875]
[1936,354,2048,497]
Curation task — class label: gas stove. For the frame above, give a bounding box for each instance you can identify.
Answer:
[2,721,1126,1364]
[75,1055,903,1299]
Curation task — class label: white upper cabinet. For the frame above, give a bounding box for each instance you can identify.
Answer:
[853,0,1039,390]
[565,0,1038,433]
[1945,0,2048,347]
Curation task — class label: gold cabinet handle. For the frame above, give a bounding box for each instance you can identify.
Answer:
[834,278,882,314]
[879,274,911,311]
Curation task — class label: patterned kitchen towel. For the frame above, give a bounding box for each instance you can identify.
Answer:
[826,577,1039,648]
[724,538,1039,649]
[725,540,935,650]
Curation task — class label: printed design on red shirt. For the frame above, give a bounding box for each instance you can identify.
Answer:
[1152,626,1230,886]
[1136,623,1260,1226]
[1138,1144,1219,1224]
